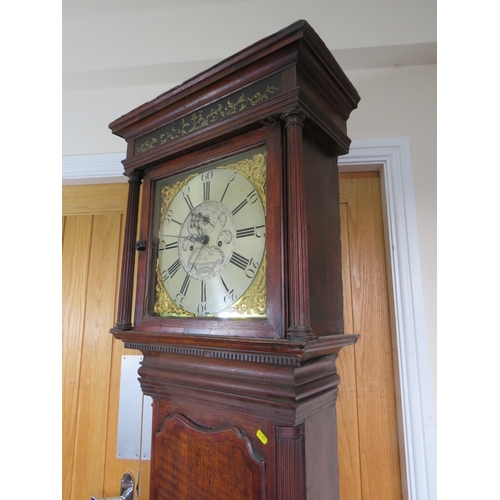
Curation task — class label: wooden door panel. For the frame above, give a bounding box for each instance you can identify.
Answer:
[337,172,402,500]
[153,413,265,500]
[337,202,363,500]
[62,214,93,500]
[70,213,122,499]
[62,184,150,500]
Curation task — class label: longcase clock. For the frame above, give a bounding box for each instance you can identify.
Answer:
[109,20,360,500]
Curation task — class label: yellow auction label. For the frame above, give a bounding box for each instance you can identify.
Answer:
[256,429,268,445]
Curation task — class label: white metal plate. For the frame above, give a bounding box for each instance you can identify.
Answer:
[116,355,152,460]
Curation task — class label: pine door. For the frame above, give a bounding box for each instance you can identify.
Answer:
[337,171,403,499]
[62,184,150,500]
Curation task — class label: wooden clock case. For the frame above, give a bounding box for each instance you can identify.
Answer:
[109,20,360,500]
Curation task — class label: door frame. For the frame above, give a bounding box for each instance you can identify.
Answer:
[338,137,436,500]
[62,136,436,500]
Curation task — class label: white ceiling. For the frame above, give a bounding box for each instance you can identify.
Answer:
[63,0,250,20]
[62,0,436,93]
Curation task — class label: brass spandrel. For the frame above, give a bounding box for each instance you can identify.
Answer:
[221,152,267,214]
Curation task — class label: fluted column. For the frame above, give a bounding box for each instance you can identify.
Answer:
[283,112,315,340]
[114,170,143,330]
[276,425,306,499]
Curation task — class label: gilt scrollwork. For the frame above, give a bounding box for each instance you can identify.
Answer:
[135,79,281,154]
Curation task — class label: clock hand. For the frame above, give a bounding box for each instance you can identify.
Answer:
[189,247,203,273]
[160,234,207,243]
[161,233,194,239]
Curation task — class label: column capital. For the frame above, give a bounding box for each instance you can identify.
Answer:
[126,169,143,183]
[282,109,306,128]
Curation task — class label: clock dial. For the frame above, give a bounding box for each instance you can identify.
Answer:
[155,153,266,317]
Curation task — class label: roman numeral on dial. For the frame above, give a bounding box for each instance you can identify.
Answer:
[179,274,191,296]
[200,280,207,302]
[229,252,250,271]
[236,225,265,238]
[236,227,254,238]
[203,181,210,201]
[220,182,230,203]
[220,275,238,306]
[160,241,178,251]
[231,190,259,216]
[197,279,210,314]
[231,198,248,216]
[220,275,230,292]
[184,194,194,211]
[167,259,181,278]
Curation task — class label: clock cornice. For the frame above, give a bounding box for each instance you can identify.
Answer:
[109,19,360,172]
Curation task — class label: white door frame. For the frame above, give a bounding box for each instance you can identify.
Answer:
[62,136,437,500]
[338,137,436,500]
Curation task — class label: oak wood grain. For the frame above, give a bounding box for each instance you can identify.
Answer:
[62,214,93,500]
[62,184,128,215]
[337,172,402,499]
[69,213,122,500]
[63,185,150,500]
[337,202,363,500]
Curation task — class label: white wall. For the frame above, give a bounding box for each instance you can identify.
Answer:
[63,0,436,76]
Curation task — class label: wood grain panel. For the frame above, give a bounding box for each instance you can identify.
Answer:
[63,183,150,500]
[63,184,128,215]
[154,414,264,500]
[62,214,93,500]
[336,172,402,499]
[305,407,340,500]
[70,213,122,500]
[337,203,362,500]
